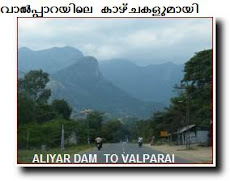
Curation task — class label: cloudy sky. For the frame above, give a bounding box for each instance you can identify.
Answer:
[18,18,212,66]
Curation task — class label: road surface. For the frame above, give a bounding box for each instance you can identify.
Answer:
[73,142,191,164]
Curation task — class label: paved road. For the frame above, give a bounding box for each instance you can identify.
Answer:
[73,143,191,164]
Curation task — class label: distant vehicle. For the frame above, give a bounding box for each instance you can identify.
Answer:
[96,142,102,150]
[138,142,143,147]
[95,137,103,150]
[138,137,143,147]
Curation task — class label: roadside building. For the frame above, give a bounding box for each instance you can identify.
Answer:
[170,124,209,145]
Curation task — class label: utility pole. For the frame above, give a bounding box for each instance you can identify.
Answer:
[26,129,30,150]
[185,95,191,149]
[87,113,90,145]
[61,124,65,150]
[174,84,191,149]
[80,109,92,145]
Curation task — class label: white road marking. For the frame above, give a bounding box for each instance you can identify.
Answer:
[122,142,126,154]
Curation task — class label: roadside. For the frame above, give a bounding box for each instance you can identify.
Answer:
[18,144,94,163]
[145,143,212,163]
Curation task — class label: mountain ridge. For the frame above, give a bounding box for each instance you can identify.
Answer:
[19,47,164,118]
[18,46,84,73]
[99,59,184,104]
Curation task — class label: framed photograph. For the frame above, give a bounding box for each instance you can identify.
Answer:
[17,17,215,167]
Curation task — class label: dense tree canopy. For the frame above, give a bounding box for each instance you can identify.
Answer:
[183,49,212,126]
[18,70,76,149]
[51,99,72,119]
[19,69,51,103]
[183,50,212,86]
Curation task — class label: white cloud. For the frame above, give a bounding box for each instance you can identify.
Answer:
[18,18,212,65]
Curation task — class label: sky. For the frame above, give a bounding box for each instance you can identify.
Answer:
[18,18,212,66]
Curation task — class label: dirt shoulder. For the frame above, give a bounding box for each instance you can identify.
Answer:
[145,144,212,163]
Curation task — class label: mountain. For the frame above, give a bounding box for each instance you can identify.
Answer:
[99,59,184,105]
[48,56,163,118]
[18,46,83,73]
[19,47,163,118]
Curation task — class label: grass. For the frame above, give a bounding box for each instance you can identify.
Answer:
[177,147,197,151]
[18,144,94,163]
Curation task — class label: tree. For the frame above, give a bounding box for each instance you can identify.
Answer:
[51,99,72,119]
[18,70,80,149]
[18,70,52,125]
[183,50,212,87]
[36,103,56,123]
[102,120,123,142]
[182,49,212,126]
[87,111,104,142]
[18,92,36,125]
[18,119,79,149]
[19,69,51,103]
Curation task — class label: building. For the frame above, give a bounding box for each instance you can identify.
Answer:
[170,124,210,145]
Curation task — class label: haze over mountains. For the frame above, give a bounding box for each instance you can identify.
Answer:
[18,46,184,118]
[100,60,184,104]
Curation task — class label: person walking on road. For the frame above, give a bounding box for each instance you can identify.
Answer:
[150,136,155,146]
